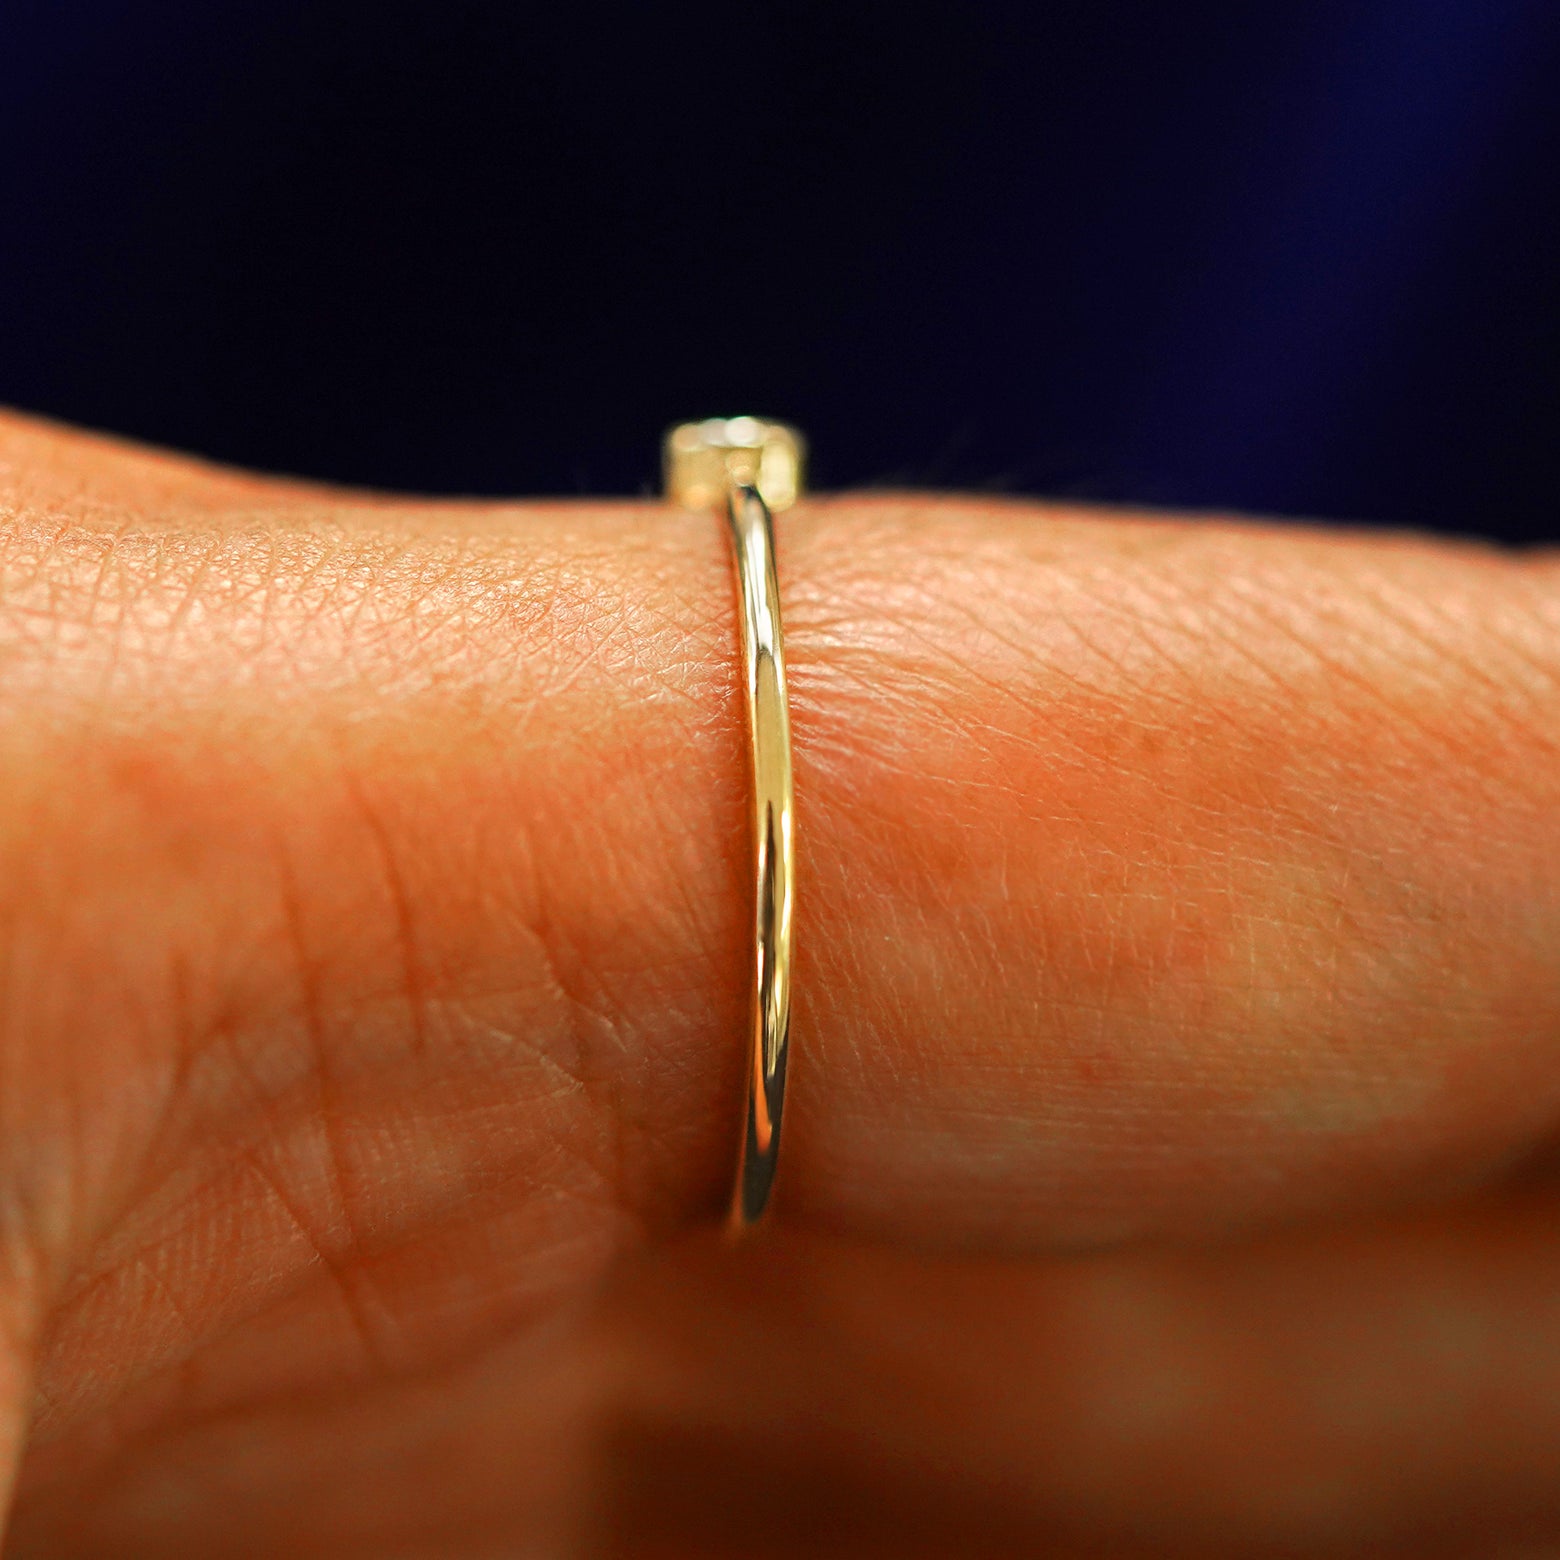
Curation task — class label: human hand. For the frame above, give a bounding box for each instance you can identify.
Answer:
[1,410,1557,1556]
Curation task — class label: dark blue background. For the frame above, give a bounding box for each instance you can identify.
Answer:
[1,1,1555,536]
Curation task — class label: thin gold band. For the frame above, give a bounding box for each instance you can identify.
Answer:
[724,481,795,1225]
[663,418,802,1226]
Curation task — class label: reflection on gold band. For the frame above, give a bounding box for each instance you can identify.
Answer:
[724,481,795,1225]
[665,418,799,1227]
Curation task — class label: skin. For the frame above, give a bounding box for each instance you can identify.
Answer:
[0,407,1558,1555]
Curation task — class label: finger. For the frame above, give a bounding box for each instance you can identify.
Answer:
[790,507,1560,1246]
[582,1188,1560,1558]
[4,412,1560,1432]
[11,1189,1560,1558]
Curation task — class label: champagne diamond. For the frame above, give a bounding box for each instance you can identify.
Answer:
[663,416,805,512]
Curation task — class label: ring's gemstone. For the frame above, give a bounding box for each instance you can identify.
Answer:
[663,416,805,512]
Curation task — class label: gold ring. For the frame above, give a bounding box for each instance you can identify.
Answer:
[664,417,804,1227]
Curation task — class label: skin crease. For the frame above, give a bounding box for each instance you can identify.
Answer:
[0,408,1558,1554]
